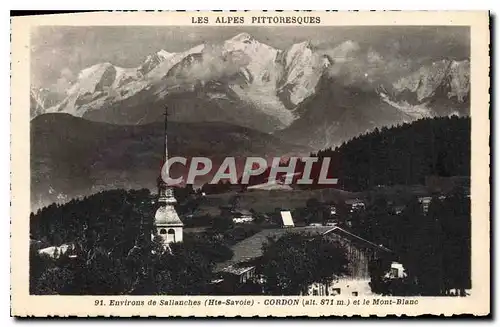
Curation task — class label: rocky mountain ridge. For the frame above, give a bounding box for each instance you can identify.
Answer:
[33,34,470,147]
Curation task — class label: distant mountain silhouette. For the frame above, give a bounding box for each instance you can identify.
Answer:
[31,114,310,210]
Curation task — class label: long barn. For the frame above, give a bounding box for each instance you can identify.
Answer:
[214,224,394,295]
[307,226,393,296]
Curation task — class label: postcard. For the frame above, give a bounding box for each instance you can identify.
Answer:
[11,11,490,317]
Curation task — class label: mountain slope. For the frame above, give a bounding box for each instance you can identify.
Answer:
[312,116,471,191]
[277,41,332,108]
[46,63,141,116]
[34,35,470,147]
[276,75,413,149]
[37,33,335,132]
[44,44,206,120]
[382,59,470,117]
[30,88,65,118]
[31,114,310,209]
[138,49,176,76]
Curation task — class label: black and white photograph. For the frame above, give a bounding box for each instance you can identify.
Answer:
[10,11,490,317]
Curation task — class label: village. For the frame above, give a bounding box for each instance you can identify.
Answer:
[35,159,470,297]
[32,107,471,297]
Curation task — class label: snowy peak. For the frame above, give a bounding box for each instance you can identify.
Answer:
[229,32,254,43]
[380,59,470,118]
[34,33,470,138]
[288,41,313,53]
[49,63,141,116]
[277,41,331,108]
[30,87,69,119]
[31,88,49,117]
[223,32,277,61]
[393,59,470,104]
[36,33,335,129]
[145,44,205,81]
[447,60,470,102]
[165,32,282,89]
[139,49,176,75]
[157,49,174,59]
[222,33,279,85]
[70,63,118,94]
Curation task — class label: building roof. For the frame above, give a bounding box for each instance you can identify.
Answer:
[222,264,256,276]
[345,198,365,205]
[155,204,183,226]
[215,226,334,271]
[280,211,295,227]
[216,225,391,271]
[324,226,392,253]
[234,209,253,216]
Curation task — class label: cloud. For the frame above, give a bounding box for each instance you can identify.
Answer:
[320,41,416,90]
[367,49,383,63]
[166,43,252,87]
[31,26,469,93]
[321,40,361,64]
[52,67,76,94]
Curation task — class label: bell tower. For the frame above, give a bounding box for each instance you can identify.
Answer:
[153,106,183,246]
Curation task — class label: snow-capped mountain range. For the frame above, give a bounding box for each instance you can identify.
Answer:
[30,87,65,117]
[381,59,470,118]
[34,33,328,130]
[31,32,470,147]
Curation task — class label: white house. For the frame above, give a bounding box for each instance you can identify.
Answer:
[418,196,433,214]
[304,226,393,296]
[345,199,366,213]
[386,261,407,279]
[280,210,295,227]
[38,243,75,259]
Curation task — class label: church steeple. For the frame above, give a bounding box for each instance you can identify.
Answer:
[157,106,177,206]
[153,106,183,246]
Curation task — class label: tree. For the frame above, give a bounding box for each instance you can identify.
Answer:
[168,242,214,295]
[30,189,155,255]
[367,193,471,296]
[251,209,266,224]
[183,233,234,264]
[304,117,470,191]
[368,257,391,295]
[211,216,234,233]
[35,266,75,295]
[259,233,348,295]
[236,280,263,295]
[229,194,240,210]
[432,192,471,295]
[304,197,328,224]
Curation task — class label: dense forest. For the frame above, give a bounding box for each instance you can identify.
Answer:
[30,189,155,250]
[29,188,239,295]
[351,191,471,296]
[200,116,470,193]
[315,116,470,191]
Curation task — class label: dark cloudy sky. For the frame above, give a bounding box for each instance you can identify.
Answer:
[31,26,469,90]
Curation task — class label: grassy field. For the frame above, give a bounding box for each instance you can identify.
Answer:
[195,183,433,217]
[199,188,359,214]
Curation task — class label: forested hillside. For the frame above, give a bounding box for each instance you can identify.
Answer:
[355,192,471,296]
[227,116,470,192]
[315,116,470,191]
[29,188,237,295]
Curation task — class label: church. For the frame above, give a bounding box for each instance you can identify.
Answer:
[152,107,184,246]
